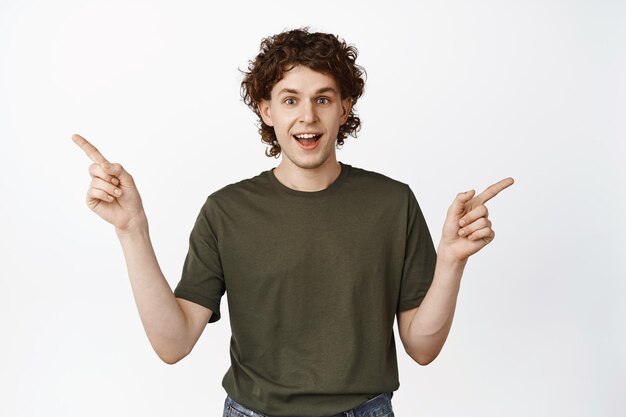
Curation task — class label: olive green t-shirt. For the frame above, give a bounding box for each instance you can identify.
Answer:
[174,162,437,417]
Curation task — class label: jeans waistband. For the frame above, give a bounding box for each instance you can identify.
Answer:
[224,392,394,417]
[334,392,393,417]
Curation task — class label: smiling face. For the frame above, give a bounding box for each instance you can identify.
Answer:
[258,65,352,174]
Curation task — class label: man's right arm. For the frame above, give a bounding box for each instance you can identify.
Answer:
[116,220,212,364]
[72,134,211,364]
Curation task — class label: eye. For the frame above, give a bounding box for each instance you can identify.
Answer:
[317,97,330,104]
[284,98,296,105]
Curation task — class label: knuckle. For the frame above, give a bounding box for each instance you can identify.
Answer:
[94,177,106,188]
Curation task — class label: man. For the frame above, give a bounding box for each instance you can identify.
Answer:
[74,28,513,417]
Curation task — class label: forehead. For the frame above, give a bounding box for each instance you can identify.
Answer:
[270,65,339,96]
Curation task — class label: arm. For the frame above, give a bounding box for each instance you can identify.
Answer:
[73,134,212,364]
[116,220,213,364]
[397,252,466,365]
[398,178,514,365]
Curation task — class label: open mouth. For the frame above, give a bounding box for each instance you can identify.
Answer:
[292,133,322,149]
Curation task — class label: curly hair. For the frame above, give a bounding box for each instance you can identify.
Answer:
[240,27,366,157]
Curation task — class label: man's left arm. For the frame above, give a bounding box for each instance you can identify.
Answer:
[398,177,514,365]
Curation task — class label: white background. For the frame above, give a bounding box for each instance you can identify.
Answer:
[1,0,625,416]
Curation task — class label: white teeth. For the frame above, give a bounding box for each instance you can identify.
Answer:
[294,133,320,139]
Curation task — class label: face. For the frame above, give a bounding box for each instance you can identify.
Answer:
[258,65,352,173]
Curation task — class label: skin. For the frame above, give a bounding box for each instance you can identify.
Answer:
[72,133,211,364]
[396,178,514,365]
[258,65,352,192]
[73,65,514,366]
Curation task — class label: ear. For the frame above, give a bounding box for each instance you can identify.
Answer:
[340,97,353,125]
[258,99,274,127]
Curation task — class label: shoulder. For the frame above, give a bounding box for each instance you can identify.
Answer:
[211,170,272,199]
[199,170,273,213]
[345,164,412,197]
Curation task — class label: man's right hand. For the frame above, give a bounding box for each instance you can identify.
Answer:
[72,133,147,233]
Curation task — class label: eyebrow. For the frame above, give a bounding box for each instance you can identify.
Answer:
[276,87,339,96]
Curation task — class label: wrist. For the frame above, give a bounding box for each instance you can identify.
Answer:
[115,213,149,238]
[436,244,468,267]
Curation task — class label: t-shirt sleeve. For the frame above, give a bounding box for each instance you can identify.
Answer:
[397,185,437,312]
[173,197,225,323]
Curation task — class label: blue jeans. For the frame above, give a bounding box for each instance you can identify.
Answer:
[222,392,395,417]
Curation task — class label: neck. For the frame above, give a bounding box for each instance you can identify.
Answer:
[273,160,342,192]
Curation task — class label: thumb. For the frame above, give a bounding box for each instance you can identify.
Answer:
[102,162,134,185]
[449,189,475,213]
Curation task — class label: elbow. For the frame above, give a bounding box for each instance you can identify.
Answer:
[406,347,439,366]
[157,353,184,365]
[415,354,437,366]
[156,347,190,365]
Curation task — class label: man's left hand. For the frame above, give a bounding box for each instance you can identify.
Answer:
[438,177,514,262]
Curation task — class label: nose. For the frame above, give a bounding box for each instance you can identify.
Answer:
[299,101,318,124]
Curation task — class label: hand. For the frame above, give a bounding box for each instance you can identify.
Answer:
[72,134,147,233]
[438,177,514,263]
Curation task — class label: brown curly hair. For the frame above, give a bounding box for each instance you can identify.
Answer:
[240,27,366,157]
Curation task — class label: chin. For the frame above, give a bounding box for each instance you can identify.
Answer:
[293,159,327,170]
[287,154,332,170]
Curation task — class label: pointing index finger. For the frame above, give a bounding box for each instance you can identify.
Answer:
[72,134,109,164]
[476,177,515,204]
